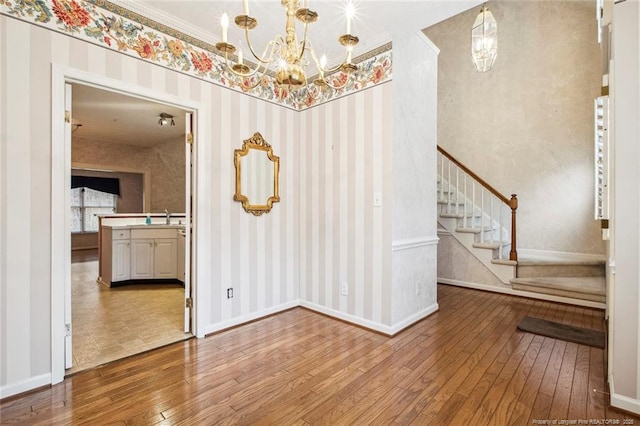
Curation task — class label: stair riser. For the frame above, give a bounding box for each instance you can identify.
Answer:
[511,282,605,303]
[517,264,604,278]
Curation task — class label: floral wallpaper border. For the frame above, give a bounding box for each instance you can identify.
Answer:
[0,0,393,110]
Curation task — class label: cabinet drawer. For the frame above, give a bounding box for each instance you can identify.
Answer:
[112,229,130,240]
[131,228,176,239]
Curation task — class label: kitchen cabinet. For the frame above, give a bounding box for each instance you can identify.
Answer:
[112,239,131,282]
[100,228,131,285]
[100,225,182,286]
[154,238,178,279]
[130,238,155,279]
[130,228,178,280]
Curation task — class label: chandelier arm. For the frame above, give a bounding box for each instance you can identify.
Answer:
[309,42,349,76]
[296,21,310,63]
[222,49,269,79]
[309,46,346,75]
[243,28,279,64]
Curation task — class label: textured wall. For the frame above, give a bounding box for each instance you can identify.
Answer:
[424,0,604,255]
[72,137,185,214]
[437,233,504,287]
[391,31,439,325]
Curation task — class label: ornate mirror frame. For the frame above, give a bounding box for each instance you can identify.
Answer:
[234,132,280,216]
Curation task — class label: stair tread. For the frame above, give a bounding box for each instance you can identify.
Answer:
[473,242,510,249]
[440,213,478,218]
[456,227,494,234]
[517,254,605,266]
[511,276,605,296]
[437,200,466,206]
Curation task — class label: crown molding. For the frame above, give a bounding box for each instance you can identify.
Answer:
[108,0,219,46]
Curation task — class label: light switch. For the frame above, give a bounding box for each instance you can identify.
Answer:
[373,192,382,207]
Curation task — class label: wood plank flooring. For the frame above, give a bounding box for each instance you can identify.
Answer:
[2,284,639,425]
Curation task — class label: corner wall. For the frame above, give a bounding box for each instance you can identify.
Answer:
[298,82,394,329]
[390,31,440,326]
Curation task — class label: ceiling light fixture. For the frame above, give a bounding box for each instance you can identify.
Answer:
[471,5,498,72]
[215,0,361,93]
[158,112,175,126]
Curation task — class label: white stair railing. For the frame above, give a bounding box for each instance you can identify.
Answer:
[437,146,518,261]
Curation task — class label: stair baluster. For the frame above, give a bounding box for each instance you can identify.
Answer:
[437,146,518,262]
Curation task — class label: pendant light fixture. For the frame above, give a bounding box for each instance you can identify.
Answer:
[471,5,498,72]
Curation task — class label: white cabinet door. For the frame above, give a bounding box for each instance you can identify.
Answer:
[154,238,177,279]
[131,238,154,279]
[112,239,131,282]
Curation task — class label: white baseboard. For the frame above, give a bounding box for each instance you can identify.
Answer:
[301,300,439,336]
[438,277,606,309]
[202,300,299,336]
[609,373,640,415]
[0,373,51,399]
[518,248,606,262]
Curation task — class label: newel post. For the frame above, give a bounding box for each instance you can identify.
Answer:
[509,194,518,261]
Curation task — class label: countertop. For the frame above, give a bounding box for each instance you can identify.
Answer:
[104,224,186,230]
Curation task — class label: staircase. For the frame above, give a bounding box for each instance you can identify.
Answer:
[437,146,606,308]
[511,255,605,304]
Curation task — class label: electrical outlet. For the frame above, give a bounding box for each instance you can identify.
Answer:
[227,288,233,299]
[341,282,348,296]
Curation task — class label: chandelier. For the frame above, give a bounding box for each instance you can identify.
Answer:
[471,5,498,72]
[215,0,360,93]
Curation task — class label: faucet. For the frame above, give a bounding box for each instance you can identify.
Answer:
[164,209,171,225]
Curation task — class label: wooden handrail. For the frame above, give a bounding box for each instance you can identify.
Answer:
[437,145,518,261]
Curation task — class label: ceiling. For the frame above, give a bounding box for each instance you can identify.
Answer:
[118,0,482,67]
[71,83,186,147]
[72,1,481,146]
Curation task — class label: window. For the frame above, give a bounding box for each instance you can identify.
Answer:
[71,187,117,233]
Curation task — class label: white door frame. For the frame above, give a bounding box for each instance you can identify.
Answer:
[51,64,208,384]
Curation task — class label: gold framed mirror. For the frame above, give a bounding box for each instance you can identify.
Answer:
[234,132,280,216]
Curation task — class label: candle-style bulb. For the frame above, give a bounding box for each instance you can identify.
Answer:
[345,3,355,34]
[243,0,249,15]
[221,13,229,42]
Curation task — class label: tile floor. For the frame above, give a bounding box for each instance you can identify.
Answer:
[69,250,191,374]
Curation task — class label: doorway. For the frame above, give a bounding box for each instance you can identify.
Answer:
[51,66,203,383]
[68,83,191,374]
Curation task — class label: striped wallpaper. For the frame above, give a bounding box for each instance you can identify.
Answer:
[0,15,410,395]
[299,85,394,326]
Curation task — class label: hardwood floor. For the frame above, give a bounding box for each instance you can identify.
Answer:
[2,285,639,425]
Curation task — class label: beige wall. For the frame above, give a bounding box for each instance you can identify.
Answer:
[424,0,604,255]
[72,136,185,213]
[299,82,394,325]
